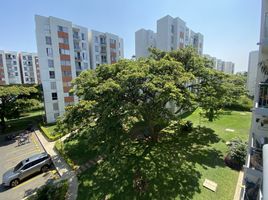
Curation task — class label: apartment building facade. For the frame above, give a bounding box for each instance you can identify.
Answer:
[247,50,259,97]
[19,52,40,84]
[35,15,124,123]
[88,30,124,69]
[35,15,91,123]
[135,15,204,58]
[241,0,268,199]
[135,29,156,58]
[204,54,235,74]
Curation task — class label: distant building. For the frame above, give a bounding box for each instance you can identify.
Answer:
[204,54,235,74]
[35,15,124,123]
[135,29,156,58]
[88,30,124,70]
[247,50,259,96]
[135,15,204,58]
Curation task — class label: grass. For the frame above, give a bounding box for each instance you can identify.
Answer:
[184,109,251,200]
[39,123,63,141]
[2,110,43,134]
[60,109,251,200]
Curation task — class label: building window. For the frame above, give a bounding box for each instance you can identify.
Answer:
[58,26,68,33]
[52,92,58,100]
[82,52,87,60]
[95,36,98,43]
[45,36,52,45]
[48,59,54,68]
[96,55,99,62]
[51,82,56,90]
[63,82,72,87]
[171,25,174,34]
[82,42,87,50]
[59,37,69,44]
[13,61,17,65]
[49,71,55,79]
[53,102,59,111]
[62,71,72,77]
[61,60,71,66]
[46,48,53,57]
[81,33,85,40]
[101,55,107,63]
[54,113,59,119]
[15,72,18,76]
[95,46,99,52]
[59,49,70,55]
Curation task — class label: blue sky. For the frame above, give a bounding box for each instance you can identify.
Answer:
[0,0,261,72]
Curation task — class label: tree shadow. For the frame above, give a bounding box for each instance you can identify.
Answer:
[77,125,224,200]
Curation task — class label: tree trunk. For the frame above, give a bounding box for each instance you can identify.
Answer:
[0,114,6,132]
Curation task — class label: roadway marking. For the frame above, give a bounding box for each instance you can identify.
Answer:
[10,172,52,190]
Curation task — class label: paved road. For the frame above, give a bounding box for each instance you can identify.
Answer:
[0,132,54,200]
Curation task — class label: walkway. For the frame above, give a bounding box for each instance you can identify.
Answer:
[233,170,244,200]
[34,130,78,200]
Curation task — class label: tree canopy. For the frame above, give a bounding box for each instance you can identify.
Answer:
[0,84,40,132]
[59,47,245,141]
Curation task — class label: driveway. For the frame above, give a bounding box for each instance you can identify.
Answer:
[0,131,55,200]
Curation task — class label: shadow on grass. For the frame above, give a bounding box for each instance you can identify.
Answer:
[76,125,223,200]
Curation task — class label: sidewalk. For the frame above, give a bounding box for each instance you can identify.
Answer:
[35,130,78,200]
[233,170,244,200]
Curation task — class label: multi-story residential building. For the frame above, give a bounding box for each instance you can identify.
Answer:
[88,30,124,69]
[241,0,268,199]
[204,54,235,74]
[35,15,90,123]
[135,29,156,58]
[247,50,259,97]
[0,51,22,85]
[135,15,204,58]
[19,52,40,84]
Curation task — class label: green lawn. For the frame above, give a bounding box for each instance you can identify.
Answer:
[2,110,44,134]
[61,109,251,200]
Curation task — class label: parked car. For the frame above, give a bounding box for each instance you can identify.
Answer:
[2,152,52,187]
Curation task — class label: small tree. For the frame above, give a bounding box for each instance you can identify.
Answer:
[0,84,39,131]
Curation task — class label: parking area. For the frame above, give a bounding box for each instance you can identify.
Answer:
[0,131,56,200]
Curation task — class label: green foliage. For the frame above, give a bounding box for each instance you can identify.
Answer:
[179,120,193,133]
[0,84,40,131]
[227,138,247,167]
[39,123,63,141]
[224,95,253,111]
[28,180,68,200]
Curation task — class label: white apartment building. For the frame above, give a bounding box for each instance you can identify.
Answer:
[204,54,235,74]
[247,51,259,97]
[19,52,40,84]
[135,15,204,58]
[135,29,156,58]
[88,30,124,69]
[35,15,90,123]
[241,0,268,199]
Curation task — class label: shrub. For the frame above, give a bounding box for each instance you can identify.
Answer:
[224,95,253,111]
[28,180,68,200]
[179,120,193,133]
[225,138,247,170]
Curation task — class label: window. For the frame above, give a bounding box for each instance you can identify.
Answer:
[63,82,71,87]
[100,37,106,44]
[95,46,99,52]
[52,92,58,100]
[23,56,26,60]
[96,55,99,62]
[82,42,87,50]
[22,162,33,170]
[110,39,116,44]
[95,36,98,43]
[49,71,55,79]
[81,33,85,40]
[51,82,56,90]
[171,25,174,34]
[46,48,53,57]
[44,24,50,34]
[15,72,18,76]
[82,52,87,60]
[45,36,52,45]
[61,60,71,66]
[14,67,18,71]
[62,71,72,77]
[53,102,59,111]
[101,55,107,63]
[54,113,59,119]
[48,59,54,68]
[13,61,17,65]
[59,37,69,44]
[58,26,68,33]
[59,49,70,55]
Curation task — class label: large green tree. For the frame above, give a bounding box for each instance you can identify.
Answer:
[59,47,245,140]
[0,84,39,131]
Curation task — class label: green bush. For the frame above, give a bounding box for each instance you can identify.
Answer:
[224,95,253,111]
[225,138,247,170]
[28,180,68,200]
[178,120,193,133]
[39,123,63,141]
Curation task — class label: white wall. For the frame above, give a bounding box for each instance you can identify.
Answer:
[247,50,259,96]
